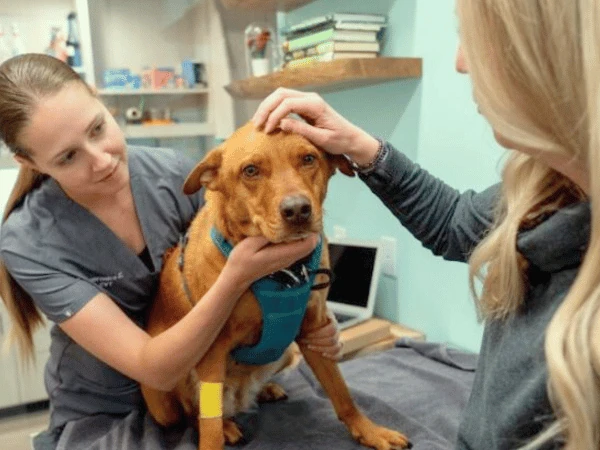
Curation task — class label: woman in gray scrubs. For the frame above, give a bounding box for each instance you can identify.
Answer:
[0,53,341,449]
[253,1,599,449]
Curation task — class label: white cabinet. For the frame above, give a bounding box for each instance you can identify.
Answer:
[0,299,50,408]
[0,303,21,409]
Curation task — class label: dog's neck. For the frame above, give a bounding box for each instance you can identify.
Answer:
[208,199,252,245]
[213,216,247,245]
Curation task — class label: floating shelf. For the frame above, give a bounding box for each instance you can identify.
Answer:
[99,87,209,96]
[124,122,214,139]
[220,0,314,12]
[225,57,422,99]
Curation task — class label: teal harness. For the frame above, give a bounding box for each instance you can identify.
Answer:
[210,228,324,365]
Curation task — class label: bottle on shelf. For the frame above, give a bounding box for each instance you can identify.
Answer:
[10,23,26,57]
[66,12,82,68]
[45,27,68,63]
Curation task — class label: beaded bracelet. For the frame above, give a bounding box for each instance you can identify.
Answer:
[346,137,386,175]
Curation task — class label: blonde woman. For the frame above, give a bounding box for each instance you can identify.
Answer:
[253,1,598,449]
[0,53,341,450]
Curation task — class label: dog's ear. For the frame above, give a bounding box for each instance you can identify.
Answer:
[327,153,355,177]
[183,146,223,194]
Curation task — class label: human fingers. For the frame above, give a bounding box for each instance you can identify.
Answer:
[234,235,271,254]
[319,342,345,361]
[297,318,338,345]
[229,233,319,283]
[255,234,319,272]
[277,116,332,149]
[263,94,325,134]
[252,88,309,129]
[299,337,344,361]
[297,313,343,360]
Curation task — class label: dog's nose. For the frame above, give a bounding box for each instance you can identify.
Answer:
[280,195,312,225]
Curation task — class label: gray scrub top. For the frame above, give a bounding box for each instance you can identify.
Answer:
[0,146,203,431]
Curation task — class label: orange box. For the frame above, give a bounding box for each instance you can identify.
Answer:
[142,67,175,90]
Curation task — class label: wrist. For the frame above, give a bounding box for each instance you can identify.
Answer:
[346,135,385,174]
[218,265,252,297]
[345,131,380,167]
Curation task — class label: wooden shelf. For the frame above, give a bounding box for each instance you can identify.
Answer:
[220,0,314,12]
[225,57,422,99]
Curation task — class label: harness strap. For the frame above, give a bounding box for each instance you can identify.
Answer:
[310,268,332,290]
[178,230,194,304]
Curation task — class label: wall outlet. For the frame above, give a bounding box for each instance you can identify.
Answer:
[380,236,397,277]
[333,225,347,239]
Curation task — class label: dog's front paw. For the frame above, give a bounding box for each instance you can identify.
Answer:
[256,382,288,403]
[223,418,244,445]
[349,415,412,450]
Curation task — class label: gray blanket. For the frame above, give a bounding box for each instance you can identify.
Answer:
[53,339,477,450]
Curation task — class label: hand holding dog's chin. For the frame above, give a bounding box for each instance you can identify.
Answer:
[222,234,319,287]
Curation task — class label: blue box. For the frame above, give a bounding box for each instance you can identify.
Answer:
[103,68,131,89]
[181,59,195,88]
[127,74,142,89]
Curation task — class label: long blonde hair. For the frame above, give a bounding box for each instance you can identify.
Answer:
[0,54,93,363]
[457,0,600,448]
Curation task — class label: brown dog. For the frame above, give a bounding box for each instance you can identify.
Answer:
[141,122,410,450]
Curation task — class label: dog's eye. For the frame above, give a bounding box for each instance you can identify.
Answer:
[242,165,259,177]
[303,154,316,165]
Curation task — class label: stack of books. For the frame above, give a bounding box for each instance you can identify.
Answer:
[281,12,387,69]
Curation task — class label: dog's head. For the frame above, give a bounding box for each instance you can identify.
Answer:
[183,121,354,244]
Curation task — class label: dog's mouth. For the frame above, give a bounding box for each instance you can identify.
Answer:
[256,217,322,244]
[256,224,321,244]
[277,231,311,243]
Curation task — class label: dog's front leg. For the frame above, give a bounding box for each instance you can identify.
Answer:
[299,304,411,450]
[194,338,230,450]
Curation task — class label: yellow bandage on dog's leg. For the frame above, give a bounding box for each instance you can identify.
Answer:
[199,381,223,419]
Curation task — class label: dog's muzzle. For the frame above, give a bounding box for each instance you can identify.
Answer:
[280,194,312,226]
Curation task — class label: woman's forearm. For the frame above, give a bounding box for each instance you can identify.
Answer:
[140,272,249,391]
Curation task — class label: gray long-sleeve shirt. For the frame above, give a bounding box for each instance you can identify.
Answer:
[361,142,581,449]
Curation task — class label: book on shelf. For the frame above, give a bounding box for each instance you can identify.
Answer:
[283,28,380,53]
[285,20,386,39]
[339,318,391,356]
[284,51,378,69]
[285,40,381,61]
[287,12,387,35]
